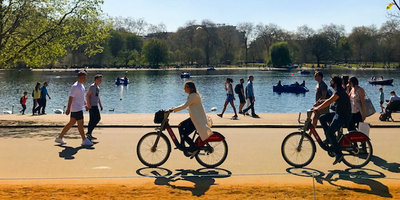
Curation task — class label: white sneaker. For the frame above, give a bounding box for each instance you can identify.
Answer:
[82,138,93,146]
[55,137,66,145]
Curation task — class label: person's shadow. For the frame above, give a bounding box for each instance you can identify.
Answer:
[286,167,392,198]
[136,167,231,197]
[56,142,97,160]
[371,155,400,173]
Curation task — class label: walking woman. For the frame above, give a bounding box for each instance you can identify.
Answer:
[348,77,366,131]
[32,82,41,115]
[218,78,238,119]
[169,81,212,156]
[313,76,351,165]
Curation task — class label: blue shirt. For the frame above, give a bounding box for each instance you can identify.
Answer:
[246,81,254,97]
[40,86,47,99]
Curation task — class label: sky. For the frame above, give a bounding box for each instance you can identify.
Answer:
[102,0,394,33]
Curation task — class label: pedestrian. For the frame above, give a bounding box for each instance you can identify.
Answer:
[39,82,51,115]
[235,78,246,114]
[32,82,41,115]
[312,71,329,127]
[242,76,259,118]
[379,88,384,113]
[348,77,366,131]
[217,78,238,119]
[20,91,28,115]
[86,74,103,140]
[55,71,93,146]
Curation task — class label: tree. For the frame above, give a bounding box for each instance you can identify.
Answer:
[142,38,168,66]
[255,23,285,60]
[338,37,351,63]
[310,34,332,67]
[237,22,254,64]
[295,25,315,63]
[0,0,110,68]
[348,26,377,63]
[270,42,291,67]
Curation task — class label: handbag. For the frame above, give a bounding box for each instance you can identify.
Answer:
[364,96,376,117]
[358,122,370,136]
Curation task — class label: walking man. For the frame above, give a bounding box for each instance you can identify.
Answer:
[39,82,51,114]
[55,71,93,146]
[86,74,103,140]
[235,78,246,114]
[242,76,259,118]
[312,71,329,127]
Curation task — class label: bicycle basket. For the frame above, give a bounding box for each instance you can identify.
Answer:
[154,110,165,124]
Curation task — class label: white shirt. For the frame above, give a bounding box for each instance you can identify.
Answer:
[69,81,85,112]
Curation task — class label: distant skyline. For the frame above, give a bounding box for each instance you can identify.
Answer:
[102,0,394,33]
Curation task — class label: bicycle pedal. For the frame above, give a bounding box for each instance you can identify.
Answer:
[189,150,199,159]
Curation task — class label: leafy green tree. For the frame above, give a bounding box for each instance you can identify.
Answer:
[310,34,332,67]
[338,37,351,63]
[142,38,168,66]
[0,0,110,68]
[270,42,291,67]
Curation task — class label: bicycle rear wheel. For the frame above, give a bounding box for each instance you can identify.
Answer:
[281,132,316,168]
[341,139,373,168]
[195,139,228,168]
[137,132,171,167]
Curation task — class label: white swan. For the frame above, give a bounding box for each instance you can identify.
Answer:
[54,106,66,114]
[3,105,14,114]
[211,107,217,112]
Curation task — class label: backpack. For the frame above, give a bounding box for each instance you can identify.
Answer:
[234,84,241,94]
[379,112,388,121]
[20,97,23,104]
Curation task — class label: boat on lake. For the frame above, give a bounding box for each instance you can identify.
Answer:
[369,77,393,85]
[115,77,129,86]
[273,84,309,93]
[298,70,311,75]
[206,67,216,71]
[180,72,190,78]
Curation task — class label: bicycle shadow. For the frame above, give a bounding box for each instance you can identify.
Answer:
[371,155,400,173]
[136,167,231,197]
[56,142,97,160]
[286,167,392,198]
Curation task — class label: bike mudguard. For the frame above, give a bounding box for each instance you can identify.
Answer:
[340,131,369,146]
[195,131,225,146]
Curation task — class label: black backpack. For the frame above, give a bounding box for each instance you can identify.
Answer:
[154,110,165,124]
[234,84,241,94]
[20,97,23,104]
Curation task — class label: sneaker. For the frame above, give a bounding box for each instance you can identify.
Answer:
[55,137,66,145]
[231,115,238,120]
[217,114,223,118]
[82,138,94,146]
[245,112,250,116]
[238,111,243,114]
[251,114,260,118]
[86,134,97,140]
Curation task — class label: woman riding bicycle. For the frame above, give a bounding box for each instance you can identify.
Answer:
[313,76,351,165]
[169,81,212,155]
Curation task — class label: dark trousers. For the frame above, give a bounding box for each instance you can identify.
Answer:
[348,112,363,131]
[21,104,26,114]
[32,99,40,114]
[87,106,101,135]
[178,118,196,147]
[319,113,350,157]
[243,96,255,115]
[38,99,47,114]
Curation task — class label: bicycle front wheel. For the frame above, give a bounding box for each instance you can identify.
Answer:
[281,132,316,168]
[195,139,228,168]
[137,132,171,167]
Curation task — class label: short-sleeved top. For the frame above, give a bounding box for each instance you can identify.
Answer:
[69,81,85,112]
[21,96,27,105]
[315,81,328,102]
[390,95,400,102]
[225,83,233,95]
[334,88,351,117]
[380,92,384,102]
[88,83,100,106]
[246,81,254,97]
[40,86,48,99]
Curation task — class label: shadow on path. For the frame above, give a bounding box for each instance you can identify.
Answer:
[371,155,400,173]
[287,167,392,198]
[136,167,231,197]
[56,142,97,160]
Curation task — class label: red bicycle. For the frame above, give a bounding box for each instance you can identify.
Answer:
[281,110,373,168]
[137,110,228,168]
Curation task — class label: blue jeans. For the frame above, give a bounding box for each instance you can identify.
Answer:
[319,112,350,157]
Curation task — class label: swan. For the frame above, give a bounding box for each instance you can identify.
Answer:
[211,107,217,112]
[54,106,66,114]
[3,105,14,114]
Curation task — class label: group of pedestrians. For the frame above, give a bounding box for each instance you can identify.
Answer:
[19,82,51,115]
[55,71,103,146]
[217,75,258,120]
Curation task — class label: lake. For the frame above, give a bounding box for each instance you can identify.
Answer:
[1,68,399,114]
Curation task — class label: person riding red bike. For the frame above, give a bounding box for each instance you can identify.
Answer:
[313,76,351,165]
[169,81,212,156]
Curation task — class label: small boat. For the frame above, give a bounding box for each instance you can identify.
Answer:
[273,84,309,93]
[299,70,311,75]
[180,72,190,78]
[207,67,216,71]
[369,78,393,85]
[115,77,129,86]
